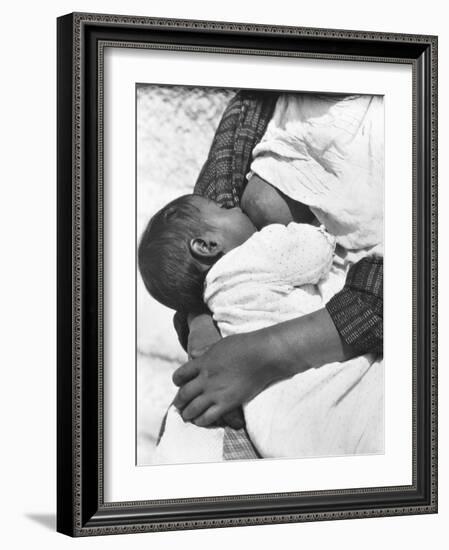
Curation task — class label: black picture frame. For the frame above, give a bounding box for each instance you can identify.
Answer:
[57,12,438,536]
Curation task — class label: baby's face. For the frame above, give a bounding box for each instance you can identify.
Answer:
[193,196,257,252]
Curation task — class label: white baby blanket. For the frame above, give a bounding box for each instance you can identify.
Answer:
[205,223,336,337]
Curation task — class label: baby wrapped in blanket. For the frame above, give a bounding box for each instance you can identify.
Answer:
[139,206,383,463]
[138,92,384,463]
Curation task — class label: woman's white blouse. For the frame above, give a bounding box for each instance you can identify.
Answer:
[249,93,384,250]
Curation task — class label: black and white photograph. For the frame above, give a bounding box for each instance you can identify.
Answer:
[136,85,385,466]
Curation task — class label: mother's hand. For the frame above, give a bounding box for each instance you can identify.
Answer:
[185,313,248,430]
[173,332,278,427]
[173,308,354,427]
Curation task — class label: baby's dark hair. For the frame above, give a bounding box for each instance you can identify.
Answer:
[138,194,213,313]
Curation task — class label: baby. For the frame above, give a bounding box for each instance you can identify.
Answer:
[138,194,262,316]
[139,193,382,463]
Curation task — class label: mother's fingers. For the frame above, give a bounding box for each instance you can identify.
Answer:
[172,361,199,387]
[192,405,222,427]
[181,395,213,421]
[173,378,203,410]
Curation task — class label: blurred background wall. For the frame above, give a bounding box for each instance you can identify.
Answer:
[137,84,235,464]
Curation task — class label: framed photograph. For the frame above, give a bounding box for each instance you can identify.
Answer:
[57,12,438,536]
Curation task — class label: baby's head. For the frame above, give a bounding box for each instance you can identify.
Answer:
[138,194,256,313]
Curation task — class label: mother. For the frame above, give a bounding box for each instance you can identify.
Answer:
[171,90,383,460]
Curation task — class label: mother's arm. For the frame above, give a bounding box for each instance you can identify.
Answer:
[172,255,383,427]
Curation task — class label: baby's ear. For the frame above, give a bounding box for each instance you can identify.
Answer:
[189,238,223,261]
